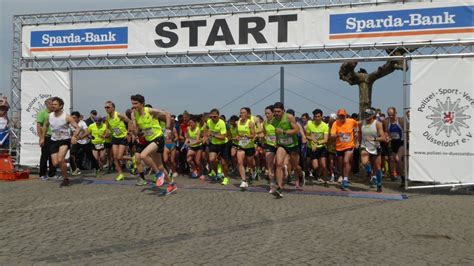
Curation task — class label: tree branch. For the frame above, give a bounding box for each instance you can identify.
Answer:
[339,61,360,85]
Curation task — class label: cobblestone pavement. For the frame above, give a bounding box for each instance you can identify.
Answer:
[1,172,473,265]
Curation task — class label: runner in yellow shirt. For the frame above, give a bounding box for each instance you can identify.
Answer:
[305,109,329,187]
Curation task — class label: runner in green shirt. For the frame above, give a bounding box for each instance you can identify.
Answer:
[305,109,329,187]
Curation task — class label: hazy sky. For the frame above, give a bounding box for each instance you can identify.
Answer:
[0,0,405,118]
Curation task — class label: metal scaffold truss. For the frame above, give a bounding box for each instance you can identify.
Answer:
[17,0,391,26]
[21,41,474,70]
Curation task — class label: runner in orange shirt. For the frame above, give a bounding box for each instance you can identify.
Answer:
[330,108,358,190]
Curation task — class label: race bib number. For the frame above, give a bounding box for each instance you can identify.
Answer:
[94,144,104,150]
[143,128,154,137]
[312,133,323,141]
[266,135,277,143]
[390,132,400,140]
[340,133,351,143]
[239,137,250,147]
[112,127,122,136]
[52,129,65,139]
[189,137,198,145]
[211,131,220,139]
[279,134,293,145]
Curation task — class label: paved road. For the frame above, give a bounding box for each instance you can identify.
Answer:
[1,173,473,265]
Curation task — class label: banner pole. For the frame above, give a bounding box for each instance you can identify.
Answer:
[70,70,73,113]
[403,56,409,191]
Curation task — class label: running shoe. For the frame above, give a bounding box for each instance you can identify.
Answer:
[337,176,343,184]
[166,183,178,195]
[95,169,102,178]
[252,170,258,181]
[71,169,81,176]
[155,172,165,187]
[268,184,276,194]
[221,177,230,185]
[172,172,178,179]
[239,181,249,191]
[340,180,349,191]
[215,173,224,182]
[115,173,125,181]
[191,170,198,179]
[329,173,335,183]
[40,175,49,181]
[376,186,383,193]
[272,187,283,199]
[135,178,147,186]
[60,178,70,187]
[369,176,376,188]
[208,170,216,178]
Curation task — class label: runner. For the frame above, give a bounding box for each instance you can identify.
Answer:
[383,107,406,186]
[305,109,329,187]
[130,94,177,195]
[39,97,80,187]
[104,101,135,181]
[330,108,358,191]
[163,118,179,179]
[228,115,240,176]
[236,107,256,191]
[0,98,9,152]
[254,115,266,180]
[36,97,56,180]
[69,111,88,176]
[263,105,277,193]
[185,115,203,179]
[79,116,108,177]
[203,108,230,185]
[359,108,385,192]
[286,109,308,188]
[326,113,337,182]
[271,102,302,198]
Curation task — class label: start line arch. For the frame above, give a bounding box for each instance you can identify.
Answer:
[9,0,474,189]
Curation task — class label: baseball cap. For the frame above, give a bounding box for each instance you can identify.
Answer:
[337,108,347,116]
[90,109,97,115]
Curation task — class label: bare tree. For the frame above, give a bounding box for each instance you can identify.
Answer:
[339,49,409,115]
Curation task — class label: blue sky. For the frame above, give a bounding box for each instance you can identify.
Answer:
[0,0,404,118]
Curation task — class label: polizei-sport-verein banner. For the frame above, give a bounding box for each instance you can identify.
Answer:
[20,71,71,167]
[21,0,474,58]
[410,57,474,184]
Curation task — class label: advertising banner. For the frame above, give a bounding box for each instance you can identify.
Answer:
[410,57,474,183]
[20,71,71,167]
[21,1,473,58]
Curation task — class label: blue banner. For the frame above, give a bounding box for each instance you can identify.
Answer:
[330,6,474,35]
[31,27,128,48]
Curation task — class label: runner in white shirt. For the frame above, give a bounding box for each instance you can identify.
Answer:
[40,97,80,187]
[359,108,386,192]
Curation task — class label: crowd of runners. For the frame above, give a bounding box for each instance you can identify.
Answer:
[36,95,409,198]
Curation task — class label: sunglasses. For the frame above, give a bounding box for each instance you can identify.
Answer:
[104,106,112,109]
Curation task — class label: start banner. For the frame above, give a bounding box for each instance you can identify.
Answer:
[410,57,474,183]
[21,0,474,58]
[20,71,71,167]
